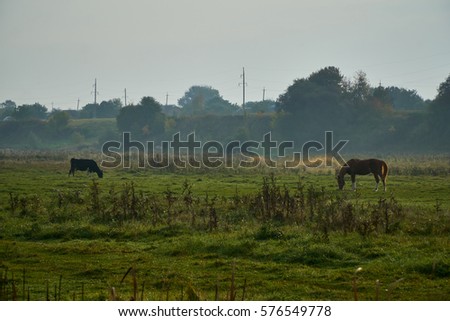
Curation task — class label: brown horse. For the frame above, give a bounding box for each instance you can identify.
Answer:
[337,158,388,191]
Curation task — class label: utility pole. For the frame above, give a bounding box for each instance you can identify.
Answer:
[239,67,247,116]
[262,87,266,101]
[77,98,80,111]
[93,78,98,105]
[165,93,169,106]
[124,88,127,107]
[92,78,99,118]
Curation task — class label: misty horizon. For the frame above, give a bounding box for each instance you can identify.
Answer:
[1,0,449,110]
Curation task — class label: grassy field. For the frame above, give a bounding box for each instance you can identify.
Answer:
[0,154,449,301]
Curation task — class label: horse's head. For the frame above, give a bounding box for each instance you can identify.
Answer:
[336,174,345,190]
[336,166,349,190]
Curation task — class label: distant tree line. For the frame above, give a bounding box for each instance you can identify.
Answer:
[0,69,431,123]
[274,67,448,150]
[1,66,449,151]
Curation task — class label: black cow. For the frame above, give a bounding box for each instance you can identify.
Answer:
[69,158,103,178]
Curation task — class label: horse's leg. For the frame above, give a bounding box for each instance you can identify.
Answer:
[381,176,386,192]
[351,174,356,191]
[373,173,380,191]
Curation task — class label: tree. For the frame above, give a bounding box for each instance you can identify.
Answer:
[275,67,350,142]
[98,98,122,118]
[178,86,237,115]
[80,99,122,118]
[1,100,17,110]
[14,103,48,120]
[79,103,98,119]
[0,100,17,119]
[350,71,371,106]
[434,74,450,106]
[371,85,393,111]
[246,100,276,113]
[385,86,425,110]
[178,86,220,108]
[116,96,165,138]
[429,74,450,144]
[308,66,344,90]
[276,66,346,115]
[206,96,239,115]
[48,110,70,134]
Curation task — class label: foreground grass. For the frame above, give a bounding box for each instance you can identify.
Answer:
[0,158,449,300]
[1,229,449,300]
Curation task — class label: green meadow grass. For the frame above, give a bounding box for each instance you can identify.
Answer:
[0,157,449,300]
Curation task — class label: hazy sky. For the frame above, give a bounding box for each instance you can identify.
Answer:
[1,0,449,109]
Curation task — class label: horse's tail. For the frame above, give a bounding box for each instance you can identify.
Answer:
[381,161,388,181]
